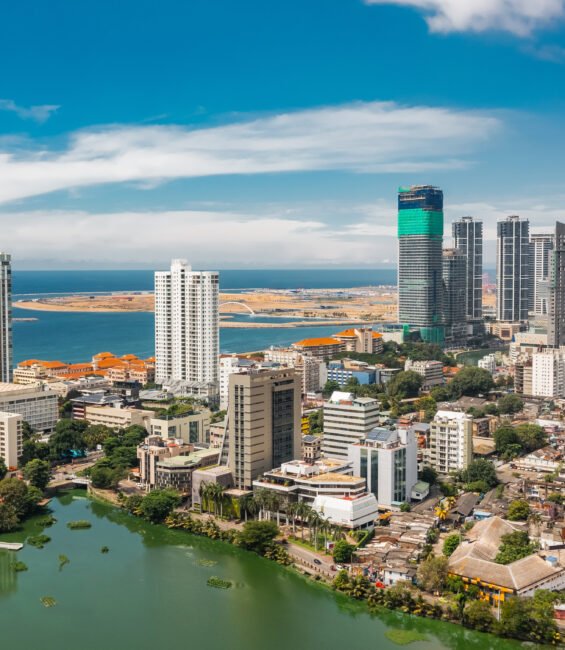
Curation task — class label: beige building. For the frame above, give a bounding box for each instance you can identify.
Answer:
[229,368,301,489]
[146,410,211,445]
[13,364,48,384]
[426,410,473,475]
[0,411,22,469]
[0,382,58,433]
[84,405,155,429]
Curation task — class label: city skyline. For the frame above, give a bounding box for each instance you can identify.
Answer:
[1,1,565,268]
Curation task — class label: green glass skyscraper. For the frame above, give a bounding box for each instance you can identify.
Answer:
[397,185,444,344]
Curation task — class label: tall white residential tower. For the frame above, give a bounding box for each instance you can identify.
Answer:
[155,259,219,394]
[0,254,12,383]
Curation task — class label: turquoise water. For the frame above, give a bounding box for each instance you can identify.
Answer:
[12,269,394,363]
[0,494,522,650]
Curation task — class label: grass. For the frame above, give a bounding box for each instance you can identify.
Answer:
[14,561,28,572]
[207,576,232,589]
[67,520,92,529]
[288,535,329,554]
[385,629,428,646]
[28,534,51,548]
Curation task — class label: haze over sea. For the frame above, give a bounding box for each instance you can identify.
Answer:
[12,269,397,364]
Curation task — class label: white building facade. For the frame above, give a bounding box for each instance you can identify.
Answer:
[426,410,473,475]
[322,392,380,461]
[155,259,219,396]
[0,411,22,469]
[532,350,565,399]
[348,427,418,508]
[0,254,12,383]
[0,383,58,433]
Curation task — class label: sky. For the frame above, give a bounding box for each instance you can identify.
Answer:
[1,0,565,269]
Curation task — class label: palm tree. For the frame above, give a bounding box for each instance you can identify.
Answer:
[287,502,298,534]
[254,488,268,521]
[270,493,282,526]
[296,502,310,540]
[199,482,211,514]
[308,510,323,550]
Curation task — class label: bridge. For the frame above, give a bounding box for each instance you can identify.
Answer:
[220,301,256,316]
[68,475,91,486]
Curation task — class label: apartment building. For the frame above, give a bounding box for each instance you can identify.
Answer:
[0,383,58,433]
[426,410,473,475]
[0,411,22,469]
[404,359,444,390]
[532,350,565,399]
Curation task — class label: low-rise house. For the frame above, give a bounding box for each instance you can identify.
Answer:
[515,447,563,473]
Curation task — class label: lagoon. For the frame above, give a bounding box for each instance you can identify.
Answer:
[0,493,522,650]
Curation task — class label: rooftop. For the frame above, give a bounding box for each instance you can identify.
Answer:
[294,337,342,347]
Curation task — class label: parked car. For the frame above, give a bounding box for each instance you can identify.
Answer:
[313,559,322,565]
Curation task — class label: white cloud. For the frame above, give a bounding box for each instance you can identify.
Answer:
[0,101,500,204]
[0,99,60,123]
[364,0,565,36]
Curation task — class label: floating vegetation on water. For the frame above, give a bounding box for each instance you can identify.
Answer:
[58,555,70,570]
[100,546,109,554]
[207,576,232,589]
[40,596,57,608]
[37,515,56,527]
[14,561,28,572]
[198,559,217,567]
[385,629,428,646]
[28,534,51,548]
[67,520,92,530]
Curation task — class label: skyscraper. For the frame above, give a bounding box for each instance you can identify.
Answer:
[452,217,483,321]
[155,259,219,394]
[548,221,565,348]
[531,230,554,316]
[228,368,301,489]
[442,248,467,342]
[0,254,12,383]
[496,216,531,323]
[397,185,444,344]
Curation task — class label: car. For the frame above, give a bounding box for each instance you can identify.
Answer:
[313,559,322,565]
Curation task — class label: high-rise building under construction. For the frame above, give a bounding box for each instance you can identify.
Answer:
[397,185,444,344]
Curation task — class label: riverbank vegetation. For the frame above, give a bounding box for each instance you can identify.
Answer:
[0,477,45,533]
[207,576,232,589]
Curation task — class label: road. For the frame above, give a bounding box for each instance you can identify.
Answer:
[286,542,336,579]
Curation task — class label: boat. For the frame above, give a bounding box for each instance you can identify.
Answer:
[0,542,24,550]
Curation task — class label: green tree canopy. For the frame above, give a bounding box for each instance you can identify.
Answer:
[419,466,438,486]
[322,380,340,398]
[495,530,537,564]
[448,366,494,398]
[49,419,88,459]
[84,424,113,450]
[0,501,19,533]
[137,489,181,523]
[238,520,279,554]
[0,458,6,481]
[0,478,42,518]
[515,424,547,453]
[387,371,423,399]
[497,394,524,415]
[499,590,558,644]
[463,600,496,633]
[332,540,355,563]
[506,500,530,522]
[443,534,460,557]
[90,465,124,490]
[23,459,51,491]
[416,555,449,593]
[494,425,520,456]
[459,459,498,488]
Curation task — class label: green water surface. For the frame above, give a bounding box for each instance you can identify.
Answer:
[0,493,525,650]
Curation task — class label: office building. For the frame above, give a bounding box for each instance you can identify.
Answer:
[531,230,554,316]
[442,248,467,342]
[397,185,444,344]
[146,410,211,445]
[548,222,565,348]
[0,254,12,383]
[228,368,301,490]
[478,353,497,374]
[348,427,418,508]
[496,216,531,323]
[332,328,384,354]
[219,355,255,409]
[292,337,343,360]
[0,383,58,433]
[155,259,219,397]
[321,391,380,461]
[404,359,444,390]
[452,217,483,321]
[0,411,22,470]
[426,410,473,475]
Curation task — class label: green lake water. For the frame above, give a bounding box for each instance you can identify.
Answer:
[0,493,524,650]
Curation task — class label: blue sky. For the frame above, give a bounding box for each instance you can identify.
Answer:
[1,0,565,268]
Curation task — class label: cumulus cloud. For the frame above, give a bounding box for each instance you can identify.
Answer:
[0,99,59,123]
[364,0,565,36]
[0,101,500,204]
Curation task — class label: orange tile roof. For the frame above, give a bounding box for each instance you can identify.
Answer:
[42,361,68,369]
[121,354,139,361]
[93,352,115,359]
[18,359,44,367]
[295,337,342,347]
[333,329,357,337]
[96,358,124,369]
[372,332,382,338]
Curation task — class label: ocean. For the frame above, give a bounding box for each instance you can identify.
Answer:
[12,269,396,363]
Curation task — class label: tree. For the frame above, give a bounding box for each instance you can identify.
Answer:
[443,534,460,557]
[19,438,50,466]
[84,424,113,450]
[430,386,450,402]
[515,424,547,453]
[497,394,524,415]
[23,459,51,491]
[448,366,494,398]
[416,555,449,593]
[419,466,437,486]
[415,396,437,422]
[387,371,423,399]
[48,419,88,459]
[459,459,498,488]
[137,489,181,523]
[499,590,558,644]
[238,520,279,554]
[463,600,496,633]
[0,501,19,532]
[21,421,34,441]
[322,380,340,398]
[399,502,411,512]
[495,530,537,564]
[0,458,6,480]
[344,376,360,392]
[90,465,123,489]
[332,540,355,563]
[494,425,520,457]
[308,410,323,434]
[506,499,530,521]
